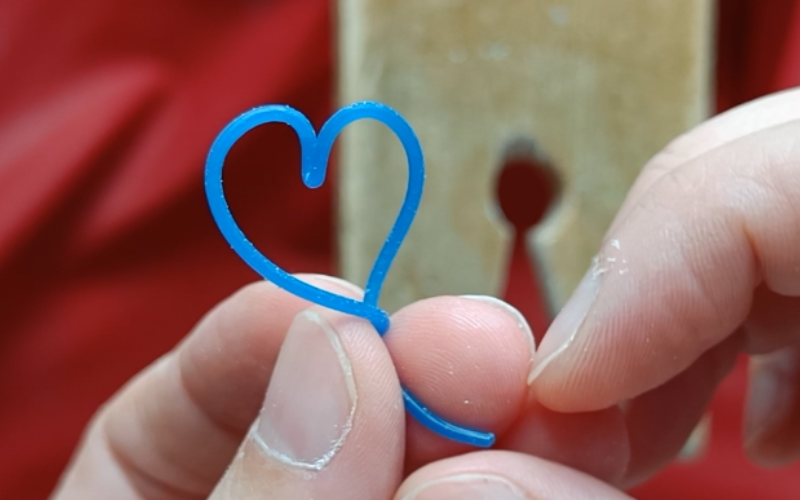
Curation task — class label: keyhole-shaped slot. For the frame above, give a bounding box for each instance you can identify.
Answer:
[495,141,560,344]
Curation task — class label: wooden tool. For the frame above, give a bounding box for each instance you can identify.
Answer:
[337,0,714,316]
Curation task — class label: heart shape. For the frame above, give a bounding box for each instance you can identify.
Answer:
[204,101,494,448]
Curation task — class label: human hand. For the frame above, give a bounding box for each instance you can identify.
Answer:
[525,87,800,484]
[50,275,635,499]
[50,87,800,499]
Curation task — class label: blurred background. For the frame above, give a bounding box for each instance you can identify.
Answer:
[1,0,800,498]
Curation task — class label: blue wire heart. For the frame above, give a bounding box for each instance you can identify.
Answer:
[204,101,494,448]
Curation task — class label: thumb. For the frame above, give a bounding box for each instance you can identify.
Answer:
[210,307,405,500]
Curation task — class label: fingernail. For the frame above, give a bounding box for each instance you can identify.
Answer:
[528,262,601,384]
[461,295,536,360]
[254,310,356,470]
[744,350,798,464]
[402,474,528,500]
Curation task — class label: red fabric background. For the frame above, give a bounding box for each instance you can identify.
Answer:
[0,1,798,498]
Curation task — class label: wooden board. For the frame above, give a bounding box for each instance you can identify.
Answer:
[337,0,714,314]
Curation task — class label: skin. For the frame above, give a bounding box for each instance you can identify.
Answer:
[50,88,800,499]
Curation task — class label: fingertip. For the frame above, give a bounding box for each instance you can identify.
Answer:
[311,307,405,460]
[214,307,406,499]
[528,225,749,413]
[195,274,362,354]
[459,295,537,356]
[385,296,534,466]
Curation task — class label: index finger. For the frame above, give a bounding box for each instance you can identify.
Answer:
[611,87,800,236]
[529,110,800,412]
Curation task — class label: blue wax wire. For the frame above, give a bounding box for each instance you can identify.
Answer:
[204,101,495,449]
